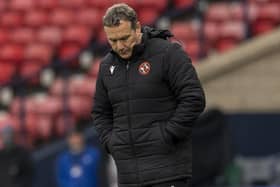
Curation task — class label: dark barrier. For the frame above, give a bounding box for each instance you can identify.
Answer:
[193,109,232,187]
[227,113,280,157]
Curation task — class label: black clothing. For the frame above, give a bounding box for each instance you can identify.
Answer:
[92,27,205,187]
[0,145,33,187]
[148,178,191,187]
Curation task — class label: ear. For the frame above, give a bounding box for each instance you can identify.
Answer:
[135,21,141,33]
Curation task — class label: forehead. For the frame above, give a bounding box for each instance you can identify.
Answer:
[104,20,133,39]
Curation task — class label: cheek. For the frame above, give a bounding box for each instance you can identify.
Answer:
[127,38,137,49]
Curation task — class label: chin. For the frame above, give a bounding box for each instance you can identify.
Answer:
[120,54,131,59]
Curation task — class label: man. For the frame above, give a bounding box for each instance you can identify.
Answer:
[56,129,101,187]
[92,3,205,187]
[0,126,34,187]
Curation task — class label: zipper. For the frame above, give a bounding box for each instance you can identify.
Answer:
[125,61,140,186]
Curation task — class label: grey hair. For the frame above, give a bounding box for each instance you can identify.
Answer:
[103,3,138,30]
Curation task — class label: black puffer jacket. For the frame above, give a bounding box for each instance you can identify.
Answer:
[92,27,205,187]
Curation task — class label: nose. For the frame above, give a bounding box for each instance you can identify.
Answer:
[116,40,125,50]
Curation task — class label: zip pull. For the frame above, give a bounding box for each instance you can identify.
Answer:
[126,61,130,70]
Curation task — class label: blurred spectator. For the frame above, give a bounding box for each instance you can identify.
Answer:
[55,129,101,187]
[0,126,34,187]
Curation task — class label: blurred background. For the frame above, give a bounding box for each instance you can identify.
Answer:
[0,0,279,187]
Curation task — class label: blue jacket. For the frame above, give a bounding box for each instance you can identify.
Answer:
[56,146,101,187]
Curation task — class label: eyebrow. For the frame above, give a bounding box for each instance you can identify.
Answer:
[109,35,130,41]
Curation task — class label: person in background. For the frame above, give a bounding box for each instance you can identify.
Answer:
[0,125,34,187]
[56,128,101,187]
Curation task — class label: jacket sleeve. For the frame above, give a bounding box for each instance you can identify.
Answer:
[163,43,206,141]
[91,64,113,152]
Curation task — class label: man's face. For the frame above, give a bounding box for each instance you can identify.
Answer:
[104,20,141,59]
[68,132,84,153]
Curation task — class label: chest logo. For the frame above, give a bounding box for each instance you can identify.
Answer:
[109,65,116,75]
[138,62,151,75]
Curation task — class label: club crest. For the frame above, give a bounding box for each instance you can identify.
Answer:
[138,62,151,75]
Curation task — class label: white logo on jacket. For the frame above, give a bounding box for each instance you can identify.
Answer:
[110,65,116,75]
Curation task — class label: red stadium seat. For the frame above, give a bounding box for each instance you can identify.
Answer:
[36,0,58,9]
[0,112,19,132]
[50,78,95,98]
[183,40,200,61]
[0,62,16,84]
[115,0,138,10]
[62,25,92,47]
[216,38,238,52]
[248,0,270,3]
[10,28,34,45]
[96,30,108,45]
[252,20,276,35]
[203,21,220,43]
[257,3,280,23]
[21,95,61,140]
[137,0,168,12]
[59,0,86,8]
[19,62,42,83]
[55,114,75,137]
[24,43,53,65]
[69,95,92,119]
[37,27,62,47]
[36,115,53,140]
[10,97,36,115]
[87,0,115,9]
[171,22,198,42]
[76,8,102,29]
[0,1,7,11]
[138,8,159,25]
[32,95,63,116]
[49,78,65,96]
[50,9,74,28]
[250,2,280,36]
[10,96,59,140]
[0,29,10,45]
[229,3,245,21]
[58,44,82,61]
[88,59,101,78]
[220,22,245,41]
[205,3,231,22]
[10,0,34,11]
[173,0,194,9]
[69,75,96,97]
[0,44,24,64]
[24,113,38,139]
[24,11,49,28]
[248,3,259,22]
[1,12,23,28]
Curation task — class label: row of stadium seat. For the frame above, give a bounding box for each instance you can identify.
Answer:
[0,0,168,12]
[2,1,279,85]
[1,0,280,147]
[170,1,280,60]
[0,9,102,29]
[0,62,100,146]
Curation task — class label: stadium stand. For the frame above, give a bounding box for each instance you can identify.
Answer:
[0,0,279,149]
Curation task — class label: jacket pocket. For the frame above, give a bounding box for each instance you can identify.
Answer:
[155,121,175,152]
